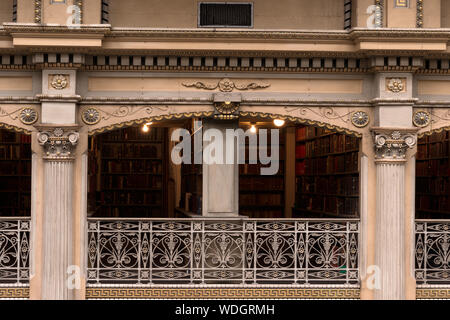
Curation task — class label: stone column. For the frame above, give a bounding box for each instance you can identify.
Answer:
[202,119,239,217]
[36,126,79,300]
[372,128,416,300]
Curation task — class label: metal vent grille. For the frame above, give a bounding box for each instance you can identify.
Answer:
[199,3,252,27]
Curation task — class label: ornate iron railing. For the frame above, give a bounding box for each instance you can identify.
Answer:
[87,218,360,286]
[415,220,450,285]
[0,217,30,284]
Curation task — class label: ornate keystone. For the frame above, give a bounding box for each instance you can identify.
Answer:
[372,128,417,161]
[37,127,79,160]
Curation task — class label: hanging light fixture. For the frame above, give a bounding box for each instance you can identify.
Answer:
[142,122,153,132]
[250,123,257,133]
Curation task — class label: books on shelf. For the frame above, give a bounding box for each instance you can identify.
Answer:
[294,126,360,218]
[88,127,167,218]
[0,129,32,217]
[416,133,450,218]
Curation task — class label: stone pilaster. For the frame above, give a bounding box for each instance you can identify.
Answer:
[372,127,417,300]
[36,125,79,300]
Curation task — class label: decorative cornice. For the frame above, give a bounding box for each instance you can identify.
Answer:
[36,94,82,103]
[36,126,80,161]
[86,287,360,300]
[182,78,270,92]
[371,127,419,162]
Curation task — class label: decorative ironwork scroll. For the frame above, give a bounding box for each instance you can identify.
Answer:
[415,221,450,285]
[87,219,359,285]
[0,218,30,285]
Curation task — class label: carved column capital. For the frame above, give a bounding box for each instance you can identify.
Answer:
[371,127,419,163]
[36,126,80,161]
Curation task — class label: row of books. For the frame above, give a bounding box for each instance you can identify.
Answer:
[101,160,163,174]
[239,163,284,175]
[296,176,359,196]
[0,145,31,160]
[0,161,31,175]
[96,191,162,206]
[296,152,359,175]
[416,159,450,177]
[240,193,282,206]
[417,142,450,159]
[239,208,284,219]
[101,126,165,141]
[93,207,163,218]
[420,131,449,143]
[417,196,450,214]
[295,195,359,216]
[101,175,162,189]
[239,176,284,191]
[416,177,450,194]
[0,131,31,143]
[0,193,30,208]
[296,135,358,158]
[295,126,333,141]
[0,177,30,190]
[101,144,161,158]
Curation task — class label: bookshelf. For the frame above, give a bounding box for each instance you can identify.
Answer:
[416,131,450,219]
[239,127,285,218]
[88,126,168,218]
[179,120,202,215]
[0,129,31,217]
[293,126,360,218]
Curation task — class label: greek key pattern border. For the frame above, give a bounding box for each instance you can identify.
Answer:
[86,288,360,300]
[0,287,29,299]
[417,288,450,299]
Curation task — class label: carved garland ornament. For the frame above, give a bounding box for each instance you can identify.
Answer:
[417,0,424,28]
[182,78,270,92]
[373,129,417,161]
[51,75,69,90]
[37,128,79,160]
[35,0,42,23]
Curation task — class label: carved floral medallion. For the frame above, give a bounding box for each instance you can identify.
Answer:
[50,75,69,90]
[386,78,406,93]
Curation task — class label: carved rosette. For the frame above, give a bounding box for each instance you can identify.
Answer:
[387,78,405,93]
[50,75,69,90]
[373,129,417,162]
[37,128,79,161]
[19,108,38,125]
[81,107,100,125]
[413,110,430,127]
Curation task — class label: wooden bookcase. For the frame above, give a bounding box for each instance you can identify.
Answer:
[0,129,31,217]
[416,131,450,219]
[88,126,168,218]
[293,126,360,218]
[239,127,285,218]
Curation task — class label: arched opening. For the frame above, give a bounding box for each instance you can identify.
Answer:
[238,116,361,219]
[87,119,201,219]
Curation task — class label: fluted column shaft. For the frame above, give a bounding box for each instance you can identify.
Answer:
[42,160,74,299]
[37,126,79,300]
[375,161,405,299]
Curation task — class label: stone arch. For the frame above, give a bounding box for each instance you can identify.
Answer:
[81,104,370,137]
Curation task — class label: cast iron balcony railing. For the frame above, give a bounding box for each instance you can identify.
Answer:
[415,220,450,285]
[87,218,360,286]
[0,217,30,285]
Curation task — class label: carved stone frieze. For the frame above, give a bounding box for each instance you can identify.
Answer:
[37,127,79,161]
[372,128,418,161]
[182,78,270,92]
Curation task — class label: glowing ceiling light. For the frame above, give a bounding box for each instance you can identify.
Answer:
[274,119,285,127]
